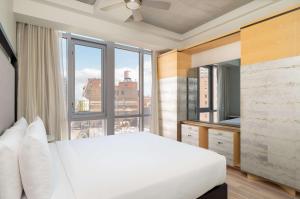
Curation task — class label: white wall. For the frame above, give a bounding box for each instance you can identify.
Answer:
[0,0,16,51]
[192,41,240,67]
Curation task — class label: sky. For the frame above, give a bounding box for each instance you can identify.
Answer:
[60,39,152,102]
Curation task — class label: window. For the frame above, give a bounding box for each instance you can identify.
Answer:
[114,47,152,134]
[198,65,217,122]
[70,120,106,139]
[114,117,140,134]
[65,36,106,139]
[114,48,139,116]
[73,42,104,113]
[61,33,152,139]
[143,54,152,115]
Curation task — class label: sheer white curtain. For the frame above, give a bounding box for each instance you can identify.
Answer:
[17,23,68,140]
[150,51,160,135]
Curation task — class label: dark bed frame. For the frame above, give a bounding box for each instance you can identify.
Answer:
[0,23,227,199]
[198,183,227,199]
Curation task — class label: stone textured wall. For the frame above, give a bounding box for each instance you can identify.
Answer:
[241,56,300,190]
[159,77,187,140]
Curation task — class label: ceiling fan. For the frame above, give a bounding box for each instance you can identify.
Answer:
[95,0,171,22]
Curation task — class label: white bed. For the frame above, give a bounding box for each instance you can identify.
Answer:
[29,132,226,199]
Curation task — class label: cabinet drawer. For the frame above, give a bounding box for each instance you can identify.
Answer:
[181,125,199,146]
[181,124,199,134]
[209,129,233,141]
[208,129,234,166]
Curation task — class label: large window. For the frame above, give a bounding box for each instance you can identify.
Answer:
[67,38,106,139]
[61,33,152,139]
[114,46,152,134]
[114,48,139,116]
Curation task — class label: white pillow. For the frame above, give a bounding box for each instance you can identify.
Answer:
[19,117,54,199]
[0,117,28,199]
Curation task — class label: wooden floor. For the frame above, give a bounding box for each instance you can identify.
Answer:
[227,167,300,199]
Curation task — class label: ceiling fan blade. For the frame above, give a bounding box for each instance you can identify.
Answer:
[142,0,171,10]
[132,9,143,22]
[95,0,124,10]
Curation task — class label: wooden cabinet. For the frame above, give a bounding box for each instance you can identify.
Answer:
[181,124,208,148]
[208,129,240,167]
[180,121,240,167]
[158,51,191,140]
[181,124,199,146]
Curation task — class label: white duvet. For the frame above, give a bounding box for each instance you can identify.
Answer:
[49,132,226,199]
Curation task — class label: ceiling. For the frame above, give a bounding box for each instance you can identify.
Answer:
[79,0,254,33]
[140,0,253,33]
[13,0,299,51]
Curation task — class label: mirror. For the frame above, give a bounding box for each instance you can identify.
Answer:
[187,59,240,126]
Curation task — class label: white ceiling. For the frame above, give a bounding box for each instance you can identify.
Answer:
[12,0,300,50]
[140,0,253,33]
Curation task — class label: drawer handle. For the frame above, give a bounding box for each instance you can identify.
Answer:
[187,134,192,137]
[217,141,223,145]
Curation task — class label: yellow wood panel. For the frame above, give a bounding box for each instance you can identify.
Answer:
[177,52,191,77]
[158,51,191,79]
[158,51,178,79]
[181,32,240,55]
[241,9,300,65]
[181,120,240,132]
[233,131,240,167]
[199,126,208,149]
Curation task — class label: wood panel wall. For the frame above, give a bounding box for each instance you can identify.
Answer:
[241,8,300,191]
[157,51,191,140]
[182,32,240,55]
[158,51,191,79]
[241,9,300,65]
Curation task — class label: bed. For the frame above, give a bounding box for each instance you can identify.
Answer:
[43,132,226,199]
[0,24,227,199]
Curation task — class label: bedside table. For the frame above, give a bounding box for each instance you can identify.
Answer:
[47,134,55,143]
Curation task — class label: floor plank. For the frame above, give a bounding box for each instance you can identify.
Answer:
[226,167,300,199]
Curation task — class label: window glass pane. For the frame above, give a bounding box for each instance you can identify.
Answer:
[71,120,106,139]
[115,48,139,116]
[114,117,139,134]
[144,54,152,114]
[199,112,210,122]
[199,67,209,108]
[143,116,151,132]
[74,44,102,113]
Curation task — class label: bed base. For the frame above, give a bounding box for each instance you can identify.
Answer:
[197,183,227,199]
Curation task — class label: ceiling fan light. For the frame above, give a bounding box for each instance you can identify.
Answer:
[126,0,141,10]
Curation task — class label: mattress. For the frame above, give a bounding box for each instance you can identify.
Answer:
[23,133,225,199]
[21,143,75,199]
